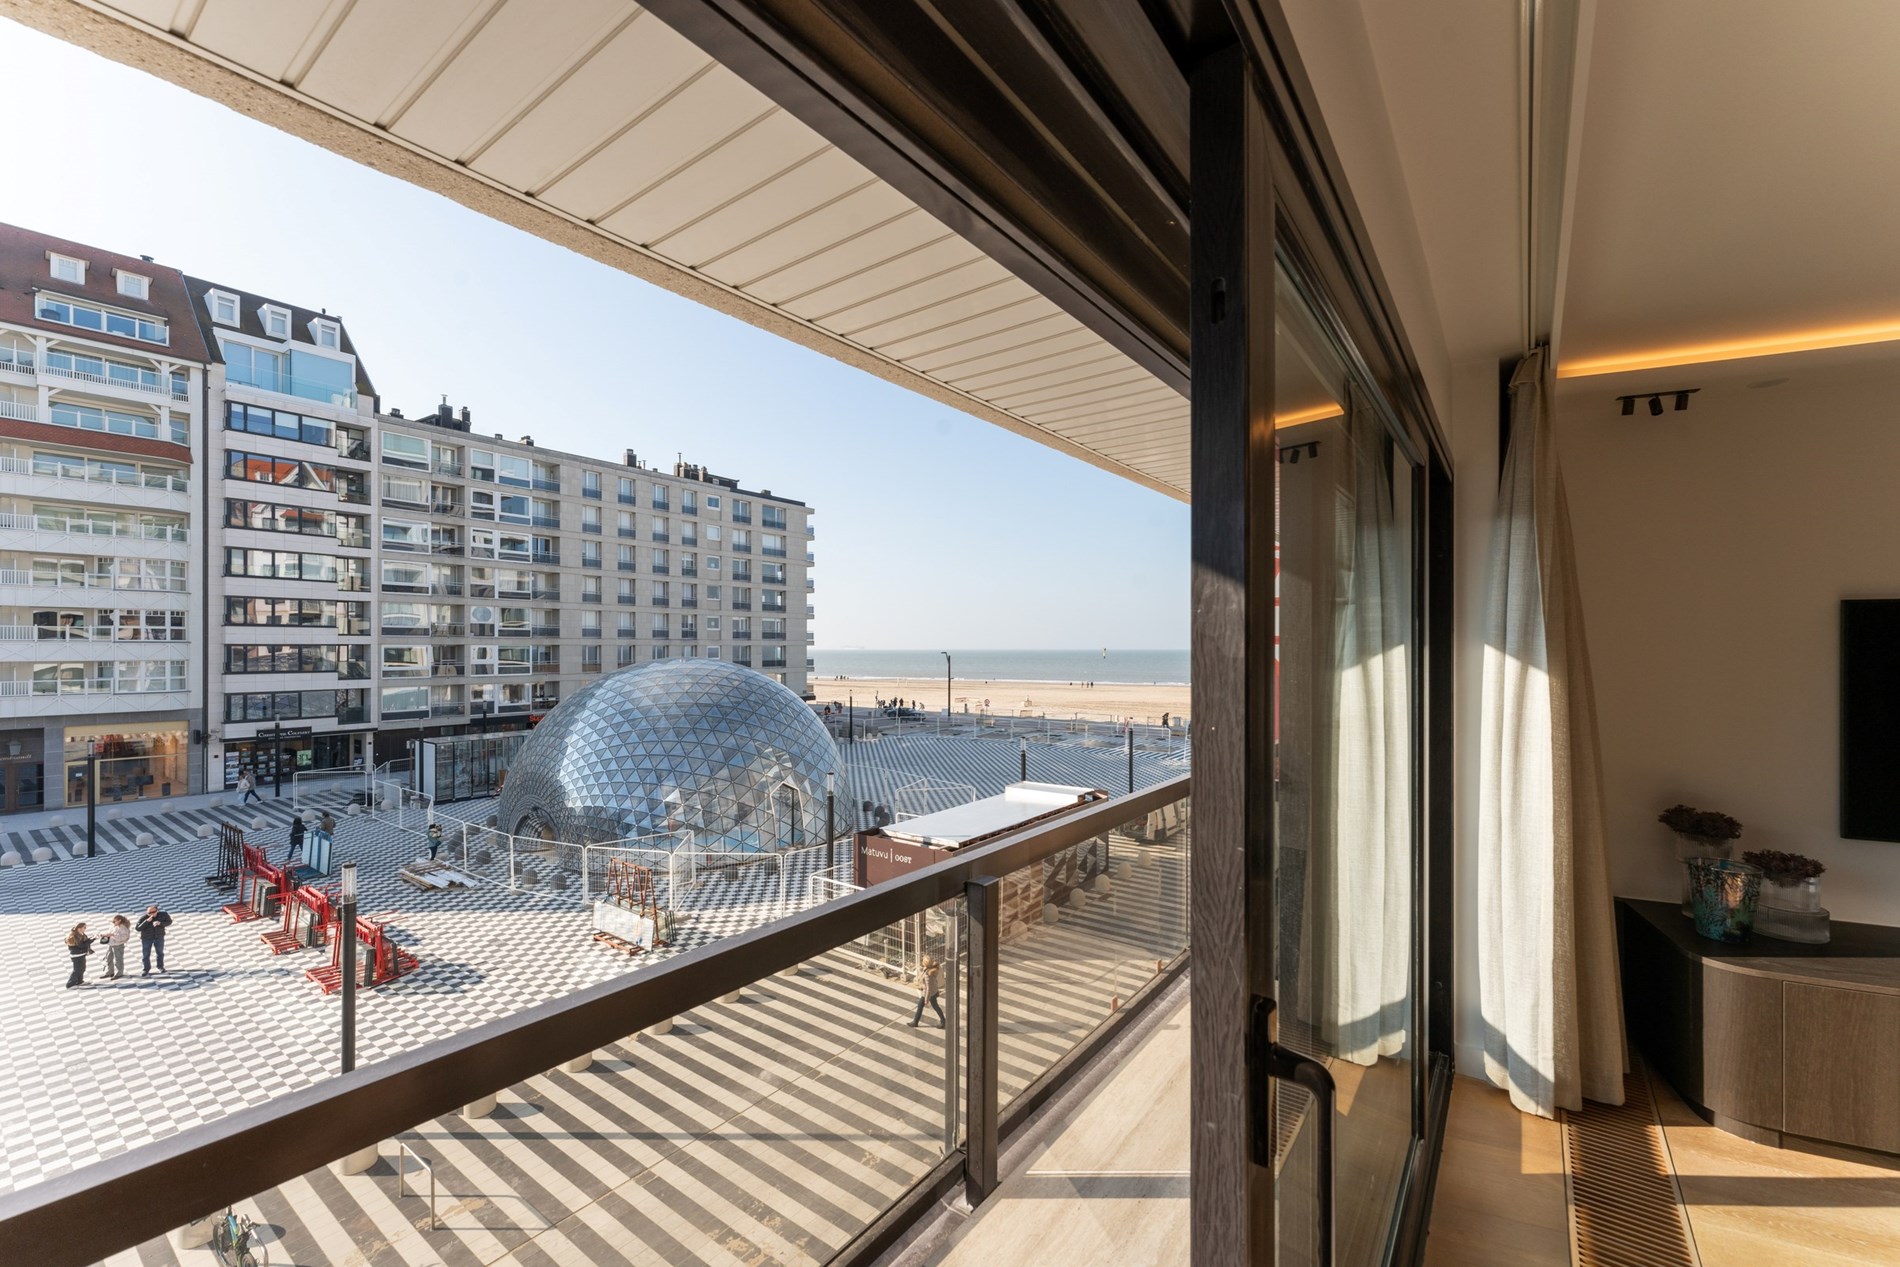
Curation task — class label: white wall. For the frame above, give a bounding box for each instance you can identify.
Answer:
[1557,360,1900,928]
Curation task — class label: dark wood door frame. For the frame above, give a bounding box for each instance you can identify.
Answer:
[1188,39,1278,1267]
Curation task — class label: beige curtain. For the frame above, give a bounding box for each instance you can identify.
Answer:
[1478,347,1625,1116]
[1319,393,1413,1065]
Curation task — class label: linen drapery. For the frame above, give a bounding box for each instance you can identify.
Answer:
[1478,347,1625,1116]
[1317,393,1413,1065]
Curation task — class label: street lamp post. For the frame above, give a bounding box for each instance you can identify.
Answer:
[941,651,951,717]
[85,740,98,858]
[1019,736,1028,783]
[848,692,854,746]
[825,771,836,877]
[339,860,358,1074]
[1126,727,1135,794]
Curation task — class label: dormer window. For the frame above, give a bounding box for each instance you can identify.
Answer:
[310,318,340,349]
[48,253,86,284]
[260,305,291,340]
[207,290,239,326]
[115,271,150,300]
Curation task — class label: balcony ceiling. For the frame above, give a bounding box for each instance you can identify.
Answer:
[40,0,1190,499]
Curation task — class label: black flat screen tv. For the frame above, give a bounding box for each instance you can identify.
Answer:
[1842,599,1900,841]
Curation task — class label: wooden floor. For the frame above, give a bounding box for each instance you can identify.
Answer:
[927,994,1190,1267]
[1424,1069,1900,1267]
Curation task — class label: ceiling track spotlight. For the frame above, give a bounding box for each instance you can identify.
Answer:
[1616,388,1700,417]
[1277,442,1321,465]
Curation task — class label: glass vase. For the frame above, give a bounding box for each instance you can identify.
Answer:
[1756,876,1830,944]
[1685,857,1762,943]
[1675,834,1734,914]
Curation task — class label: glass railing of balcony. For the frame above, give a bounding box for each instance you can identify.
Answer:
[336,438,371,462]
[0,778,1185,1267]
[651,531,670,543]
[616,594,636,604]
[226,365,356,409]
[762,513,787,531]
[531,587,561,602]
[730,600,751,611]
[762,546,787,559]
[806,525,816,538]
[679,566,698,578]
[616,627,637,638]
[649,597,670,608]
[731,510,752,524]
[530,552,560,567]
[679,597,698,609]
[530,515,559,529]
[0,351,32,375]
[432,460,464,477]
[650,564,670,576]
[530,477,560,493]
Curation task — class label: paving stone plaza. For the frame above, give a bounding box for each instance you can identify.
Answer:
[0,729,1188,1266]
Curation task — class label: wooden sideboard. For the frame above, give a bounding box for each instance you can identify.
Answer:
[1617,897,1900,1153]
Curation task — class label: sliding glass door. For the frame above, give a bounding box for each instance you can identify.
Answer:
[1272,260,1423,1267]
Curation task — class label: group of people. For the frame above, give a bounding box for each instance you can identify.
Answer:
[64,905,171,988]
[283,810,338,865]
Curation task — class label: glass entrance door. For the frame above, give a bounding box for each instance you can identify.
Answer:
[1272,262,1422,1267]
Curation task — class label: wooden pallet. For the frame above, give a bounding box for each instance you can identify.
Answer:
[221,902,262,923]
[397,860,477,891]
[591,930,647,957]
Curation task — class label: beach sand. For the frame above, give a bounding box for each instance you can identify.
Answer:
[807,676,1190,727]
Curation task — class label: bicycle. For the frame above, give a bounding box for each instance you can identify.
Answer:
[210,1205,269,1267]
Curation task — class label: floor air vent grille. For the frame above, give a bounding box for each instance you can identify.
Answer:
[1563,1061,1699,1267]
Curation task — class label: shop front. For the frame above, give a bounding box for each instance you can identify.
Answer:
[63,721,189,808]
[224,728,366,791]
[0,727,46,813]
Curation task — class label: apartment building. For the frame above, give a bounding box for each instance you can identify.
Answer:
[0,225,208,813]
[183,273,813,788]
[186,276,379,793]
[366,405,815,767]
[0,221,815,807]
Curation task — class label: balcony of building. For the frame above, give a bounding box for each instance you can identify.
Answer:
[224,364,355,411]
[0,452,189,510]
[0,507,189,562]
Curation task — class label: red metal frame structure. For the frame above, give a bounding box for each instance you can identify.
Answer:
[304,912,419,995]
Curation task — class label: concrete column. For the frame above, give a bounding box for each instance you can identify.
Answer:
[463,1093,498,1117]
[337,1143,379,1175]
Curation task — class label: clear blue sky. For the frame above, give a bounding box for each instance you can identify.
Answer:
[0,19,1188,651]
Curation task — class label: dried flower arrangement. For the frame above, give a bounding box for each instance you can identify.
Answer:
[1742,849,1826,885]
[1658,804,1743,843]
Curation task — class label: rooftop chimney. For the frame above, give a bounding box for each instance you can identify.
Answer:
[436,398,453,423]
[625,449,639,468]
[459,407,471,425]
[521,435,534,446]
[389,407,404,418]
[139,254,153,263]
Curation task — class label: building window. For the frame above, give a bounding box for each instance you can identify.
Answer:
[582,576,601,602]
[35,294,167,344]
[208,291,239,325]
[618,644,636,667]
[49,253,86,284]
[310,318,340,349]
[706,495,720,509]
[583,470,601,498]
[582,541,601,568]
[261,305,291,340]
[380,432,428,469]
[115,271,150,300]
[582,644,601,669]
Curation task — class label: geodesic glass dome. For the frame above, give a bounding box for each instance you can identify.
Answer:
[498,658,837,851]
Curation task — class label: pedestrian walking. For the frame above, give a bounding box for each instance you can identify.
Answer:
[65,922,98,988]
[286,813,306,864]
[426,821,444,860]
[134,904,172,976]
[318,810,337,851]
[908,955,944,1028]
[237,770,260,804]
[1161,711,1170,729]
[102,915,131,979]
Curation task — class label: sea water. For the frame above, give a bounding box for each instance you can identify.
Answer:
[809,649,1189,685]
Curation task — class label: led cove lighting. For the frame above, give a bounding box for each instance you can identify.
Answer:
[1558,318,1900,378]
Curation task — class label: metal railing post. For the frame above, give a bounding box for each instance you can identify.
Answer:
[942,902,961,1153]
[963,875,1000,1206]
